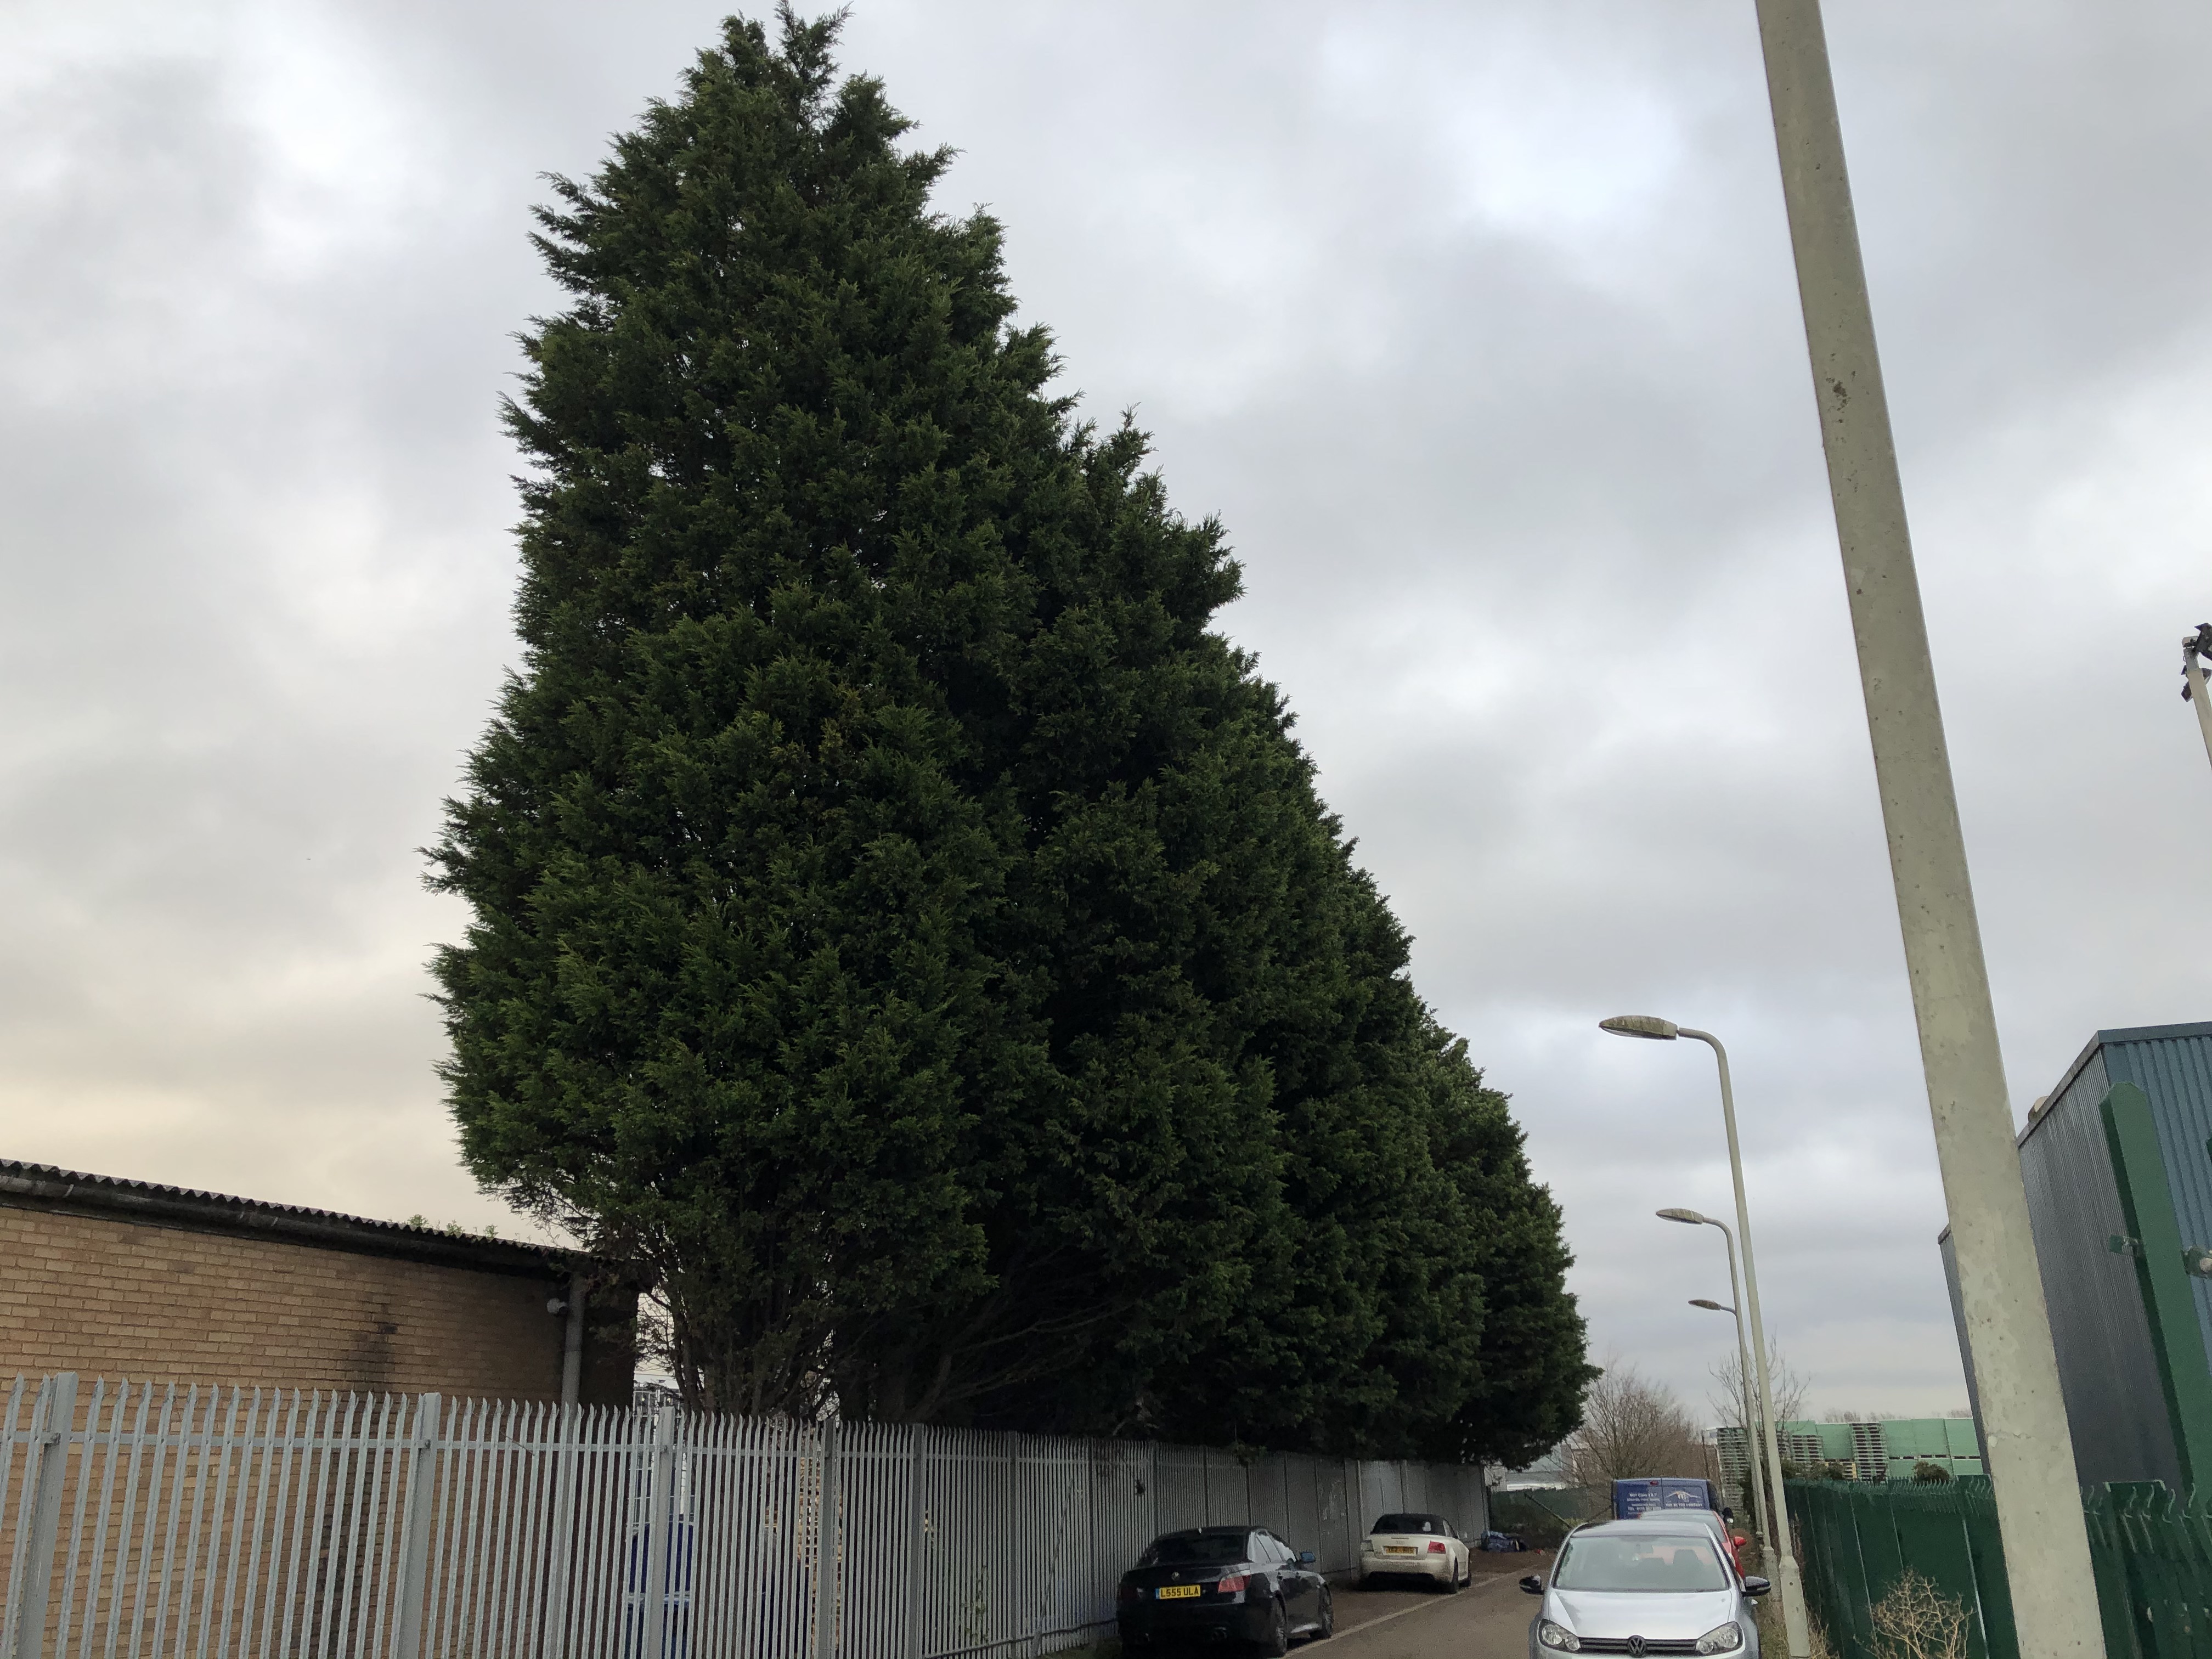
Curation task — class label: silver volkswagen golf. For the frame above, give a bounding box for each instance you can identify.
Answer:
[1520,1520,1768,1659]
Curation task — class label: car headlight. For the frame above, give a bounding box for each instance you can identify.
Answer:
[1539,1620,1582,1652]
[1697,1622,1743,1654]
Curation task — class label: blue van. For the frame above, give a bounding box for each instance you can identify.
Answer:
[1610,1477,1723,1519]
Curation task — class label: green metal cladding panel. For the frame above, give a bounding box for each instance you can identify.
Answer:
[2102,1024,2212,1376]
[2000,1029,2185,1490]
[1878,1420,1939,1458]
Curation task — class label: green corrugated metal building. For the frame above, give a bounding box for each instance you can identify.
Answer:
[1717,1418,1982,1487]
[1940,1020,2212,1491]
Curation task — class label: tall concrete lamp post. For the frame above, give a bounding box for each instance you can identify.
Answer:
[1746,5,2102,1654]
[1603,1016,1806,1657]
[1660,1205,1770,1550]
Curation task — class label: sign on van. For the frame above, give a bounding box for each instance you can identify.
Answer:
[1611,1478,1722,1517]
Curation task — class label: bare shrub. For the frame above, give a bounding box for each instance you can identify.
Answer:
[1870,1568,1972,1659]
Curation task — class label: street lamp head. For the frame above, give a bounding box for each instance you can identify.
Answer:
[1657,1207,1710,1226]
[2187,625,2212,699]
[1689,1299,1735,1313]
[1601,1014,1680,1041]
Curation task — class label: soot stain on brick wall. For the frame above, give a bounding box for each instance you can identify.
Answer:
[0,1176,637,1401]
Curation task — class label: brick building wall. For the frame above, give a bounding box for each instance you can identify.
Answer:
[0,1163,635,1403]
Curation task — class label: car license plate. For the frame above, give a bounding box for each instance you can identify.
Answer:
[1157,1585,1200,1600]
[1385,1546,1416,1555]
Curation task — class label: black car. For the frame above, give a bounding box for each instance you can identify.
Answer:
[1116,1525,1335,1654]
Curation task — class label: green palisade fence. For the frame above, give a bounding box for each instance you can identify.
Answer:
[1786,1478,2212,1659]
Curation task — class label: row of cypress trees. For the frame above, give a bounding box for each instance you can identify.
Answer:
[428,8,1593,1466]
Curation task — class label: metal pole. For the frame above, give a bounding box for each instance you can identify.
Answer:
[1702,1218,1770,1552]
[2183,639,2212,776]
[905,1425,926,1659]
[1727,1304,1766,1549]
[561,1274,586,1407]
[1679,1030,1808,1656]
[814,1415,842,1659]
[641,1404,676,1659]
[3,1372,77,1659]
[542,1402,580,1659]
[1747,6,2103,1654]
[392,1393,442,1659]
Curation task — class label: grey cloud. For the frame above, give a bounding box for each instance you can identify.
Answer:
[5,0,2209,1417]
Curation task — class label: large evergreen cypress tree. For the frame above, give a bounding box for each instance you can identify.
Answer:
[432,7,1593,1455]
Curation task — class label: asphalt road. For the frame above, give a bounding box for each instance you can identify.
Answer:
[1322,1556,1544,1659]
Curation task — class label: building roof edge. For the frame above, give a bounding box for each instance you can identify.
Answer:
[0,1159,606,1280]
[2094,1020,2212,1046]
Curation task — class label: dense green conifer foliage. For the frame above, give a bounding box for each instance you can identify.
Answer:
[431,7,1593,1458]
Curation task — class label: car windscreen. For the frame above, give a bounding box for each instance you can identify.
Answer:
[1142,1531,1252,1566]
[1553,1534,1727,1593]
[1370,1514,1449,1535]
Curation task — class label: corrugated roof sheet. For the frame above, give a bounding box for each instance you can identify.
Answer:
[0,1158,600,1277]
[4,1159,479,1239]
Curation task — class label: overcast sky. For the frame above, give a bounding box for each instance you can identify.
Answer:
[6,0,2211,1424]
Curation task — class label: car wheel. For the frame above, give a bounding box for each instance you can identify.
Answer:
[1259,1598,1291,1656]
[1311,1587,1335,1641]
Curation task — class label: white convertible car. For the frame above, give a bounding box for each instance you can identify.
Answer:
[1357,1511,1472,1591]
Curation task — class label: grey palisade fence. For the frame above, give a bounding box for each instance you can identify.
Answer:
[0,1373,1488,1658]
